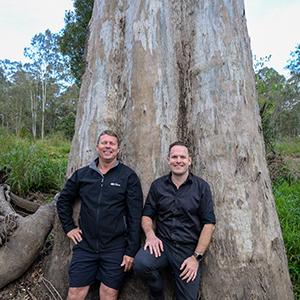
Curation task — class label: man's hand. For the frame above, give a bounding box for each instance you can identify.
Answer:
[144,233,164,257]
[121,255,134,272]
[179,256,199,283]
[67,228,82,244]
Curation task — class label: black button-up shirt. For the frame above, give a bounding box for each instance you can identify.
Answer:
[143,173,216,246]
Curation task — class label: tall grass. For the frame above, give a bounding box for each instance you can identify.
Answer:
[275,138,300,156]
[274,181,300,298]
[0,129,69,196]
[272,138,300,297]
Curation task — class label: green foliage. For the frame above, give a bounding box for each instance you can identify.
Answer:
[270,139,300,185]
[59,0,94,85]
[271,136,300,296]
[287,44,300,76]
[255,53,300,153]
[52,85,79,139]
[273,181,300,298]
[0,57,78,139]
[0,130,69,196]
[24,29,72,88]
[275,138,300,156]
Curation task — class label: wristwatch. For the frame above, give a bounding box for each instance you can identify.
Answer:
[193,251,204,262]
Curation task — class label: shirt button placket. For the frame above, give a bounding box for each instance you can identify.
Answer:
[171,192,178,242]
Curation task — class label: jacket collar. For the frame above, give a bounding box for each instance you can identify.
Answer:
[89,157,119,175]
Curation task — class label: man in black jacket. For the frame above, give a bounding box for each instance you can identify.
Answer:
[134,141,216,300]
[57,130,143,300]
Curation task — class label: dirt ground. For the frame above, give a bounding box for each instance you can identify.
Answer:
[0,249,54,300]
[0,191,59,300]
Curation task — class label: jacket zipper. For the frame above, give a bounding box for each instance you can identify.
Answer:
[96,174,104,252]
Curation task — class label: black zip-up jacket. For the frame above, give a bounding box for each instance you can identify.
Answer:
[57,159,143,257]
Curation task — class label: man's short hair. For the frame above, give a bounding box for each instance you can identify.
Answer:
[168,141,190,156]
[97,130,120,146]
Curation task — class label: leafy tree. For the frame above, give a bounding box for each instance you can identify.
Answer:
[24,30,72,139]
[0,30,78,139]
[255,51,300,150]
[255,58,286,150]
[0,60,31,135]
[0,66,9,128]
[287,44,300,76]
[285,44,300,139]
[50,84,79,139]
[59,0,94,85]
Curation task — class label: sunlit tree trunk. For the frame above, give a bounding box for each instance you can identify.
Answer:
[41,80,47,140]
[30,90,37,139]
[46,1,293,299]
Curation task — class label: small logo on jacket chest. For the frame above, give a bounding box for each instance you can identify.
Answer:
[110,182,121,187]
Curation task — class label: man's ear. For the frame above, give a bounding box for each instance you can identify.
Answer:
[167,155,170,165]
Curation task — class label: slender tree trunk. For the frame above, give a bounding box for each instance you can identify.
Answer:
[14,106,22,136]
[0,114,4,127]
[30,90,37,139]
[41,80,46,140]
[46,1,293,299]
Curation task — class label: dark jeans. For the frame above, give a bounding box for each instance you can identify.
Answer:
[134,241,201,300]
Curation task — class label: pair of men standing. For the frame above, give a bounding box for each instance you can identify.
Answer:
[57,130,216,300]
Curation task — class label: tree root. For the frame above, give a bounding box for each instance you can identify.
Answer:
[0,214,18,246]
[0,184,56,289]
[10,192,40,213]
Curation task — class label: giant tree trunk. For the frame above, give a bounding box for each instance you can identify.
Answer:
[46,0,293,299]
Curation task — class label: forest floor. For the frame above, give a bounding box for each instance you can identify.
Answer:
[0,192,55,300]
[0,246,53,300]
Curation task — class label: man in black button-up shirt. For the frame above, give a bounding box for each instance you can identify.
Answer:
[134,141,216,300]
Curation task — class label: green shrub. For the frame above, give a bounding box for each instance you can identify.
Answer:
[0,132,69,196]
[273,181,300,298]
[275,138,300,156]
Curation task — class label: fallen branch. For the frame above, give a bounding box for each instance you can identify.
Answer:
[10,192,40,213]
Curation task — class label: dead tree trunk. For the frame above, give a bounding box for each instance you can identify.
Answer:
[46,0,293,299]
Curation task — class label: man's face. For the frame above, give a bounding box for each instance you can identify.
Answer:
[168,145,191,176]
[96,134,119,163]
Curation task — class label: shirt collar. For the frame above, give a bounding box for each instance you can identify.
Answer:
[165,172,193,185]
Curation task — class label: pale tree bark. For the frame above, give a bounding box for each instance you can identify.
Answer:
[15,107,22,136]
[46,0,294,299]
[41,80,47,140]
[30,89,37,139]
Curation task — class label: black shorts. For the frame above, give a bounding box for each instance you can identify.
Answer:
[69,245,126,290]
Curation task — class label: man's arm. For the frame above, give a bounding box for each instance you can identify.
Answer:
[142,182,164,257]
[180,224,215,283]
[57,171,81,243]
[194,223,215,255]
[123,172,143,256]
[142,216,164,257]
[121,172,143,271]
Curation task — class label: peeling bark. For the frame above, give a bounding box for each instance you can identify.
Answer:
[47,1,293,299]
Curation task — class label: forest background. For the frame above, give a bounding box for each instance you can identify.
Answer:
[0,0,299,298]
